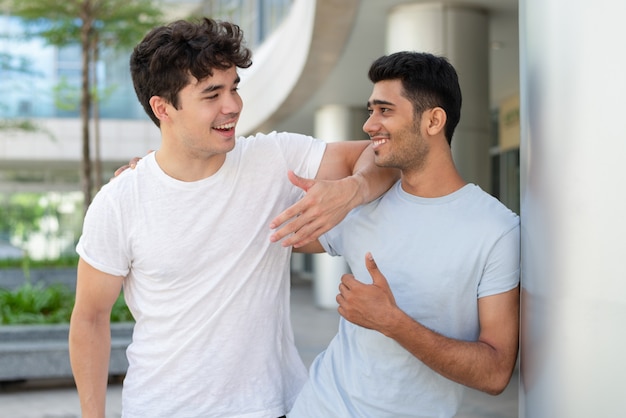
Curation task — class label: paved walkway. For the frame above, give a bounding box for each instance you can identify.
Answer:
[0,279,518,417]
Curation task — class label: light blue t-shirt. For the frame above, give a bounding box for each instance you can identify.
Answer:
[289,182,520,418]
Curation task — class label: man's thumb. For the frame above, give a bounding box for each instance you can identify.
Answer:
[365,252,386,285]
[288,170,315,192]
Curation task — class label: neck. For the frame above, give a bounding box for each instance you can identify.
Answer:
[400,146,467,197]
[155,147,227,182]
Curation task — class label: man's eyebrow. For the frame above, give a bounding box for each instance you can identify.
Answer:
[200,76,241,94]
[201,83,224,94]
[367,99,395,108]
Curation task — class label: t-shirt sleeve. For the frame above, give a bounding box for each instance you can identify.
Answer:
[477,223,520,298]
[76,187,131,278]
[318,223,343,257]
[268,131,326,180]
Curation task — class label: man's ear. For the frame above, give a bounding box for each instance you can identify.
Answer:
[149,96,170,122]
[424,107,447,136]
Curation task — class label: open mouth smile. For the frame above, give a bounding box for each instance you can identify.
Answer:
[213,122,236,131]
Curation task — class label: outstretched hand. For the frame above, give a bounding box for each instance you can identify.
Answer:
[337,253,398,330]
[269,171,360,248]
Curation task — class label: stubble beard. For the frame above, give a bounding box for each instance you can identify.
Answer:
[378,120,428,173]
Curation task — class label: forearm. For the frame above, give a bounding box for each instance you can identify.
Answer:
[350,144,399,205]
[340,257,519,394]
[382,310,517,395]
[69,315,112,418]
[269,142,399,248]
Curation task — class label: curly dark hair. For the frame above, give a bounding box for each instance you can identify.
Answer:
[130,18,253,127]
[368,52,462,145]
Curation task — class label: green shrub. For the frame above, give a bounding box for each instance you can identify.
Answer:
[0,254,80,269]
[0,283,133,325]
[110,294,134,323]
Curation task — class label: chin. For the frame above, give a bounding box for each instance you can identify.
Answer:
[373,154,387,165]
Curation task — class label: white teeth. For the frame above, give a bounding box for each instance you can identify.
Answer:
[372,138,388,146]
[214,122,235,130]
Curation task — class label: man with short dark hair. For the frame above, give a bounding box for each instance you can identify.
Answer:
[290,51,520,417]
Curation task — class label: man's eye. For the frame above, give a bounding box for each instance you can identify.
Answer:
[367,108,373,115]
[381,108,390,113]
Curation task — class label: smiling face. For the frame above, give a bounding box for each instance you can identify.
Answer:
[162,66,243,160]
[363,79,429,174]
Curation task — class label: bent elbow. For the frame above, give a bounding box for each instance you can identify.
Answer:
[485,384,506,396]
[483,369,515,396]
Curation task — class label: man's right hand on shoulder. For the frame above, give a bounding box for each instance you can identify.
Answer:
[113,157,141,177]
[113,151,151,178]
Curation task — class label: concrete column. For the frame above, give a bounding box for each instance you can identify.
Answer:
[520,0,626,416]
[386,3,491,191]
[311,104,366,309]
[290,252,307,278]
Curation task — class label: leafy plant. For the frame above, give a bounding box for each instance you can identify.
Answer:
[4,0,164,213]
[110,293,134,322]
[0,193,46,244]
[0,284,73,324]
[0,283,132,324]
[0,191,84,262]
[0,254,80,268]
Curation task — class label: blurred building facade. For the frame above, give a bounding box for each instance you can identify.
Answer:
[0,0,520,202]
[0,0,520,256]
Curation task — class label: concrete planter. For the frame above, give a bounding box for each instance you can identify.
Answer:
[0,267,132,382]
[0,322,133,382]
[0,267,77,290]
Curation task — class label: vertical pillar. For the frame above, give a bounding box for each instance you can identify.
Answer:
[312,104,366,309]
[520,0,626,416]
[386,3,491,191]
[290,252,307,279]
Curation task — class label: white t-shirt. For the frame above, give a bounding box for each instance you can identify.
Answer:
[77,132,326,418]
[289,182,520,418]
